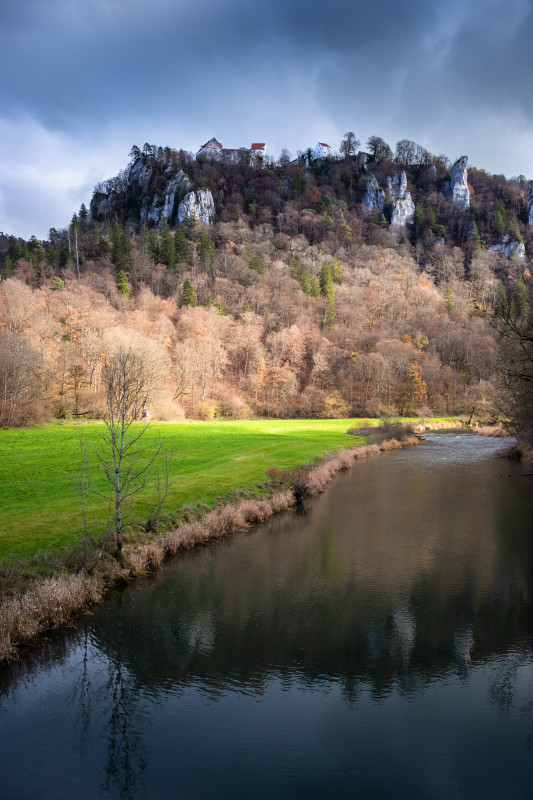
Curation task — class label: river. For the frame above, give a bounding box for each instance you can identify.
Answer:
[1,433,532,799]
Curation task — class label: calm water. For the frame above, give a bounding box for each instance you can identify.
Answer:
[1,433,533,799]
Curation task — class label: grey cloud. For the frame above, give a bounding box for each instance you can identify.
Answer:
[2,0,533,238]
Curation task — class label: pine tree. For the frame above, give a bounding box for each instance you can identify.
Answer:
[110,215,132,270]
[198,230,215,270]
[444,284,455,314]
[494,199,506,236]
[299,266,312,295]
[181,278,197,307]
[412,204,425,241]
[159,219,176,271]
[331,258,343,284]
[174,224,189,263]
[116,270,130,297]
[319,262,334,302]
[510,276,530,319]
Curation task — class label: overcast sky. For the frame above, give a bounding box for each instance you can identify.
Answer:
[2,0,533,240]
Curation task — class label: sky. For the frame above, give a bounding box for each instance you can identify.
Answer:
[2,0,533,240]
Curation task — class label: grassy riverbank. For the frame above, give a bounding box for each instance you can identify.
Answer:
[0,417,460,661]
[0,417,460,564]
[0,418,377,562]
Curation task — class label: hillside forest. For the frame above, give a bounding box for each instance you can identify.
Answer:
[0,136,531,450]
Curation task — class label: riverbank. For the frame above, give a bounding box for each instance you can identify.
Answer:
[0,419,458,663]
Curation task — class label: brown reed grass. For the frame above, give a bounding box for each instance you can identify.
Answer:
[0,573,101,662]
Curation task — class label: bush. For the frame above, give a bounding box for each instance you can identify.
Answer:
[348,420,415,444]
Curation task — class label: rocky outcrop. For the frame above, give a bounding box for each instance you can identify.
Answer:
[91,194,115,220]
[90,151,214,226]
[386,171,415,227]
[140,196,163,225]
[528,180,533,225]
[488,236,525,259]
[450,156,470,210]
[139,170,190,225]
[129,159,153,193]
[177,190,215,227]
[362,175,385,215]
[162,172,190,222]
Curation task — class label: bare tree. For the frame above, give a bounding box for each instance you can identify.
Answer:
[340,132,360,159]
[366,136,392,163]
[94,341,163,553]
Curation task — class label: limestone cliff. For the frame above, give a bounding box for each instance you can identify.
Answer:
[177,190,216,226]
[90,153,215,227]
[362,175,385,215]
[528,180,533,226]
[363,172,414,227]
[139,170,191,225]
[488,236,526,259]
[450,156,470,210]
[386,172,415,227]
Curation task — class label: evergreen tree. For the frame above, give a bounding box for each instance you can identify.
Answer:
[319,261,334,302]
[206,295,224,315]
[444,284,455,314]
[110,215,132,270]
[494,199,506,236]
[510,276,530,319]
[248,250,264,274]
[159,219,176,271]
[116,270,130,297]
[51,276,65,291]
[511,216,523,244]
[472,222,482,252]
[198,229,215,270]
[174,224,189,263]
[181,278,197,307]
[331,258,343,284]
[299,266,312,295]
[412,204,425,241]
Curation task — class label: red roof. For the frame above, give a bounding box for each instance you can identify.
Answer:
[319,142,330,148]
[251,143,265,150]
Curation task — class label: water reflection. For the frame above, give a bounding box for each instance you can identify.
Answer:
[1,433,532,799]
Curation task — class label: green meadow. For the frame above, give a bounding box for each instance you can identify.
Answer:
[0,418,379,561]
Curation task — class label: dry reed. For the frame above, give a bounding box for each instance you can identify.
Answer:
[0,573,101,662]
[474,426,509,438]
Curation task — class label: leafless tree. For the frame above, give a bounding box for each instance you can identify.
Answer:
[94,341,163,553]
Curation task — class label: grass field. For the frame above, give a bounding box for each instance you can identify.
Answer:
[0,418,381,561]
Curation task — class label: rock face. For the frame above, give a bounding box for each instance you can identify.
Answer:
[362,175,385,215]
[139,170,191,225]
[450,156,470,210]
[489,236,526,259]
[387,171,415,227]
[90,152,216,226]
[177,190,216,227]
[528,180,533,225]
[91,194,114,220]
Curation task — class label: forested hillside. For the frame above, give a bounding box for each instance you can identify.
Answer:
[0,136,531,433]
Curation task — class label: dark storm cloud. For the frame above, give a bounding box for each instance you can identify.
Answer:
[2,0,533,238]
[0,0,461,130]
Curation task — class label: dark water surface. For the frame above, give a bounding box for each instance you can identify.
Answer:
[1,433,533,799]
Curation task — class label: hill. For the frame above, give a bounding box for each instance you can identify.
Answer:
[0,135,531,431]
